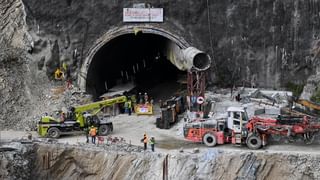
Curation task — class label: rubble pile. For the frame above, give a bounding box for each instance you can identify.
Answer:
[75,140,145,153]
[0,49,34,130]
[205,87,292,118]
[0,143,35,180]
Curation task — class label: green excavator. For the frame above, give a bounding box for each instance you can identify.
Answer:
[37,96,127,138]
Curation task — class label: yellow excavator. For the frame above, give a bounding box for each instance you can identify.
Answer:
[296,99,320,111]
[37,96,127,138]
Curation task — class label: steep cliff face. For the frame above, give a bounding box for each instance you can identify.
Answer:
[0,0,31,50]
[1,142,320,180]
[1,0,320,129]
[0,0,63,130]
[21,0,320,89]
[0,0,35,129]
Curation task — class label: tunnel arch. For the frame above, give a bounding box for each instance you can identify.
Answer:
[79,25,210,99]
[79,25,190,89]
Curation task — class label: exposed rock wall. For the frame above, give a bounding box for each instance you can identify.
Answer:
[0,144,35,180]
[0,0,31,50]
[0,0,63,130]
[0,50,32,129]
[1,0,320,129]
[2,142,320,180]
[21,0,320,89]
[0,0,33,129]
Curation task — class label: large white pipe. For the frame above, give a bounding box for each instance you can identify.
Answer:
[165,42,211,71]
[182,47,211,71]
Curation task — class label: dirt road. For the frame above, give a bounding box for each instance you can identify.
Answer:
[2,114,320,154]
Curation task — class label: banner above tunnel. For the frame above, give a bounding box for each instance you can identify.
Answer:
[123,8,163,22]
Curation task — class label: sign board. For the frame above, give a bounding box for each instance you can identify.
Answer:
[134,104,153,115]
[197,96,204,104]
[123,8,163,22]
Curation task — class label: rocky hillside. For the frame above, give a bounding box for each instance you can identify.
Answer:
[1,0,320,130]
[0,0,33,50]
[1,142,320,180]
[20,0,320,88]
[0,0,34,129]
[0,0,80,130]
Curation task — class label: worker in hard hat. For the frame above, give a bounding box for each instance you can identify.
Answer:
[84,126,90,143]
[144,92,148,104]
[141,133,148,150]
[127,99,132,116]
[149,136,155,152]
[89,126,97,144]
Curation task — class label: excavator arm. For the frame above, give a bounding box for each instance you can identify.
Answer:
[74,96,127,113]
[296,99,320,111]
[73,96,127,127]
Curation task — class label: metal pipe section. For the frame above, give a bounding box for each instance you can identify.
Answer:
[182,47,211,71]
[166,43,211,72]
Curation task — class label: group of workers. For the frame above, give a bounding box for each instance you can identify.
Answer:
[84,129,156,151]
[141,133,156,152]
[122,92,154,116]
[85,126,98,144]
[138,92,153,105]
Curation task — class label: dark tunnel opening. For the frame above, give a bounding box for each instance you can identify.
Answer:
[86,33,186,100]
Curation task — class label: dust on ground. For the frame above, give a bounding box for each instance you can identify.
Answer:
[3,112,320,155]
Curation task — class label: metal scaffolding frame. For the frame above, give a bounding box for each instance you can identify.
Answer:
[187,71,206,98]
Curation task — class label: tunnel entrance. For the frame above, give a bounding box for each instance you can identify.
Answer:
[86,32,186,100]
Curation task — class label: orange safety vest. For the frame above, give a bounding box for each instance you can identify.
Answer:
[90,127,97,136]
[143,136,148,143]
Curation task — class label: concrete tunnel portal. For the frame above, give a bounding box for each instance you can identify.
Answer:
[81,27,211,100]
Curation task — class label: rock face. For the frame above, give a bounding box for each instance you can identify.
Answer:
[1,0,320,129]
[1,142,320,180]
[0,0,31,50]
[20,0,320,88]
[0,144,35,180]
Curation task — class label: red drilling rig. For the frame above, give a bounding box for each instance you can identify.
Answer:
[183,107,320,149]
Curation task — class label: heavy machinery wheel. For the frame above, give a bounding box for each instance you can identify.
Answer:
[98,125,110,136]
[203,133,217,147]
[304,132,316,145]
[246,135,262,150]
[47,127,61,138]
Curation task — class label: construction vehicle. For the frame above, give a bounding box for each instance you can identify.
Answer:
[156,96,184,129]
[38,96,127,138]
[183,107,320,149]
[296,99,320,111]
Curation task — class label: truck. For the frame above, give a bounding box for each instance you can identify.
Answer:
[183,107,320,149]
[38,96,127,138]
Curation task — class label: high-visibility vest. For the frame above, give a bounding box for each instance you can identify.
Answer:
[90,128,97,136]
[149,139,155,145]
[62,62,67,72]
